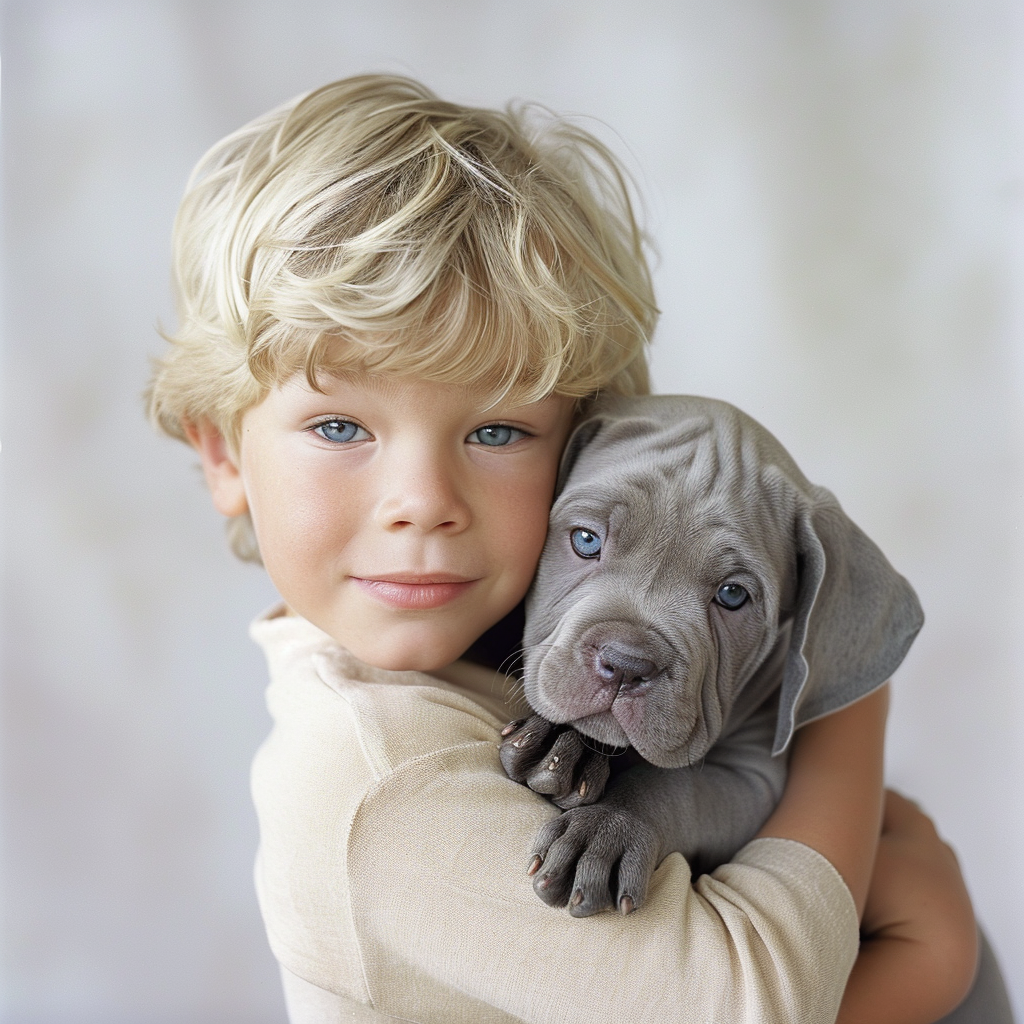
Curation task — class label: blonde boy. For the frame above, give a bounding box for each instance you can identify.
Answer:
[148,77,989,1023]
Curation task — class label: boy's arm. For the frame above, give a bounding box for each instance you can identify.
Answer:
[756,684,889,915]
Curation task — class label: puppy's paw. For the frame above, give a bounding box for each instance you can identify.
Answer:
[499,716,610,807]
[499,714,560,780]
[527,805,660,916]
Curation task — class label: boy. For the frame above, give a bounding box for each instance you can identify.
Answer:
[148,76,995,1023]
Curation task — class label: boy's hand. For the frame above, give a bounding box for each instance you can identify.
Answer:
[499,715,611,809]
[862,790,976,945]
[837,790,979,1024]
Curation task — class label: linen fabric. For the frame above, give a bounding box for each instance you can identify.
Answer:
[250,607,860,1024]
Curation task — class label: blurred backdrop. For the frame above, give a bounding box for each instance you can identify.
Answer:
[2,1,1022,1021]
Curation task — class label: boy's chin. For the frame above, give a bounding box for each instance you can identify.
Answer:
[336,621,480,674]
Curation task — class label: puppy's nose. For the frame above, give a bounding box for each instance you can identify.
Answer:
[595,644,660,690]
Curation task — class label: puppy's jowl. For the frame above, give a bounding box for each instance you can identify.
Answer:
[501,395,923,917]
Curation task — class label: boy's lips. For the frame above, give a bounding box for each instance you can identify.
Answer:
[351,574,479,610]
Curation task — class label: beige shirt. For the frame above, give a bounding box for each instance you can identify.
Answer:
[250,608,859,1024]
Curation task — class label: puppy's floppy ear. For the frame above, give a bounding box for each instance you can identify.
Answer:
[555,418,605,493]
[772,491,924,755]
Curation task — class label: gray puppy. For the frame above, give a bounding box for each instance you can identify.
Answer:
[500,394,923,916]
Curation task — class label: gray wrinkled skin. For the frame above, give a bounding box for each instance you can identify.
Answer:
[503,395,923,916]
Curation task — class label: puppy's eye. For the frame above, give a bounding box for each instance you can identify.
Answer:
[715,583,749,610]
[570,528,602,559]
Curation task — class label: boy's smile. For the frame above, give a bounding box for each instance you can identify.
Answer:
[350,575,478,610]
[196,373,574,671]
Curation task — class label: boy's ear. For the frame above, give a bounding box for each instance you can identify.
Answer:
[183,419,249,518]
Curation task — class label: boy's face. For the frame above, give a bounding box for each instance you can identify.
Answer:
[199,372,575,671]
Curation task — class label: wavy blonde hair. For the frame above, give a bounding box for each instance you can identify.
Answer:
[147,75,658,559]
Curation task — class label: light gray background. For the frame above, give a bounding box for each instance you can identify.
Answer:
[2,2,1022,1021]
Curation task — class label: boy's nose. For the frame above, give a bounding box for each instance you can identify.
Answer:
[376,456,470,533]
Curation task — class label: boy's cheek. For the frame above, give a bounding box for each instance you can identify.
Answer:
[504,480,560,573]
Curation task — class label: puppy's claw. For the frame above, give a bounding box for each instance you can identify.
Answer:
[619,895,635,916]
[501,719,525,737]
[511,732,532,749]
[527,855,542,876]
[578,780,588,798]
[570,889,583,907]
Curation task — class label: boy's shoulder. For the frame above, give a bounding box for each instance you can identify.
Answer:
[251,605,513,780]
[249,606,535,998]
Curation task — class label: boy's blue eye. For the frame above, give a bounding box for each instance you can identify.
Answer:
[314,420,368,444]
[468,424,527,447]
[570,528,602,559]
[714,583,749,610]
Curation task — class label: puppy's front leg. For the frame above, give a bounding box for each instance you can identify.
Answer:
[529,710,787,915]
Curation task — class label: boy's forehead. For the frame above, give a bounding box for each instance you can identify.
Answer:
[291,364,570,413]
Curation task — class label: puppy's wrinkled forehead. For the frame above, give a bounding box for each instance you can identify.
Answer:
[559,395,814,529]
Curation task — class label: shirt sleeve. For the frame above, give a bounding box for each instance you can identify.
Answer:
[343,741,858,1024]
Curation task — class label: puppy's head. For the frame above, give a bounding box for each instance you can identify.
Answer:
[522,395,923,767]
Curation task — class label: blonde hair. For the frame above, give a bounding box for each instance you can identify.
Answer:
[147,74,658,559]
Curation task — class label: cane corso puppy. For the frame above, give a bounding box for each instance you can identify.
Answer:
[500,395,923,916]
